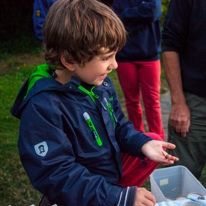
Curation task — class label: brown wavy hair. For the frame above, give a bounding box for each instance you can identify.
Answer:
[43,0,126,69]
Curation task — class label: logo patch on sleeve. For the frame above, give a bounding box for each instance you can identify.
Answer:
[36,10,41,18]
[34,141,48,157]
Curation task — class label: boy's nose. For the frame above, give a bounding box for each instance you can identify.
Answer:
[110,59,118,70]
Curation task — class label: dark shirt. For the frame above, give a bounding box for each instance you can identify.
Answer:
[162,0,206,96]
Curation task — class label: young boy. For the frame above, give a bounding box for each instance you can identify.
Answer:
[11,0,178,205]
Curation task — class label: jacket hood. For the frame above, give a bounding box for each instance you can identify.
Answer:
[24,63,56,98]
[10,63,64,119]
[10,63,109,119]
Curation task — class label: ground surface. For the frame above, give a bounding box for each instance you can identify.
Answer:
[0,52,45,76]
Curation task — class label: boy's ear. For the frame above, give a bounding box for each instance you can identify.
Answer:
[60,54,76,71]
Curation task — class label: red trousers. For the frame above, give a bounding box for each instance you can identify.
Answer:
[116,60,165,140]
[117,132,162,188]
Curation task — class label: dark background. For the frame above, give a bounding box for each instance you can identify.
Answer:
[0,0,34,41]
[0,0,169,56]
[0,0,114,42]
[0,0,114,55]
[0,0,169,41]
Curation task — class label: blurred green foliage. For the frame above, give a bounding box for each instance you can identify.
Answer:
[161,0,170,25]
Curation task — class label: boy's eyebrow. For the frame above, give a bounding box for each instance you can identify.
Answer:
[100,51,116,57]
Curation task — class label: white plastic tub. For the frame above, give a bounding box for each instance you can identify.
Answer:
[150,166,206,203]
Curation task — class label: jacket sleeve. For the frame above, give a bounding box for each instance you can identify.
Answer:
[33,0,57,41]
[109,81,152,158]
[18,95,123,206]
[33,0,48,41]
[162,0,192,53]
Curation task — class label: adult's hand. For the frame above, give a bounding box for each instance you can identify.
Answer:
[169,102,190,138]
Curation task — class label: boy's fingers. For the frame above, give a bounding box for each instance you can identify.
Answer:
[162,150,178,160]
[161,149,179,163]
[167,154,179,161]
[162,142,176,149]
[143,194,156,206]
[161,150,169,159]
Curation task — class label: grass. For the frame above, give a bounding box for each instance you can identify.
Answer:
[0,64,43,206]
[1,33,206,206]
[0,31,43,61]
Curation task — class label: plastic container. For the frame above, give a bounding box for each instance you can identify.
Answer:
[150,166,206,203]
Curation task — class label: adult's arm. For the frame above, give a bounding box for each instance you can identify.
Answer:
[163,51,190,138]
[162,0,192,52]
[162,0,192,137]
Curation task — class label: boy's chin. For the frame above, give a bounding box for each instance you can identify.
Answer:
[91,79,104,86]
[96,81,104,86]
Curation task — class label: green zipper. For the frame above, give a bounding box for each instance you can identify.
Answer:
[78,85,99,104]
[104,98,116,129]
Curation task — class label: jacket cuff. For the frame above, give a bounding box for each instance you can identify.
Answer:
[115,186,137,206]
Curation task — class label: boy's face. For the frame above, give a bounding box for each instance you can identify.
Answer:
[73,49,118,86]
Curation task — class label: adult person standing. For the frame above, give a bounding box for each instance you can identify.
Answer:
[112,0,165,140]
[33,0,58,41]
[162,0,206,178]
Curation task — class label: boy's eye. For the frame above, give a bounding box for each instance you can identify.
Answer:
[102,56,111,61]
[100,51,116,61]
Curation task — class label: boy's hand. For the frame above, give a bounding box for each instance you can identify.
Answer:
[134,188,156,206]
[141,140,179,166]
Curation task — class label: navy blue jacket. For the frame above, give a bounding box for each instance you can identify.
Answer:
[112,0,162,62]
[162,0,206,97]
[33,0,58,41]
[11,64,152,205]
